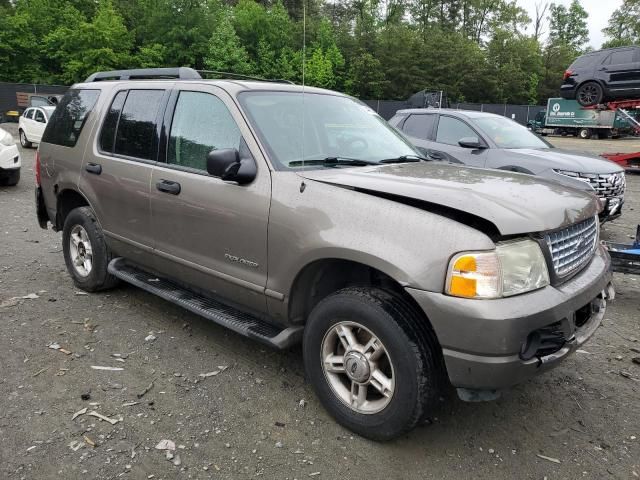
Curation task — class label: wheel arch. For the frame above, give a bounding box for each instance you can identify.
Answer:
[287,258,437,335]
[55,188,91,231]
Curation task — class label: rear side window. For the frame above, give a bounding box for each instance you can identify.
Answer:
[570,54,599,69]
[99,91,127,153]
[42,89,100,147]
[436,116,477,146]
[113,90,164,160]
[34,110,45,123]
[402,114,436,140]
[604,49,635,65]
[167,91,241,171]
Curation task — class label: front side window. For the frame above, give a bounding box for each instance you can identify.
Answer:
[167,91,242,171]
[435,116,477,146]
[114,90,164,160]
[238,92,419,170]
[402,114,436,140]
[42,89,100,147]
[24,109,33,120]
[474,116,550,149]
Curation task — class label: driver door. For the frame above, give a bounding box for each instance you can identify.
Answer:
[149,85,272,315]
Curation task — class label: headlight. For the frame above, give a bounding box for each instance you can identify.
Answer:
[0,130,14,146]
[446,239,550,299]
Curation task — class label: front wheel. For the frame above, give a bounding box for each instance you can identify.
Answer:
[579,127,592,139]
[303,287,443,441]
[62,206,119,292]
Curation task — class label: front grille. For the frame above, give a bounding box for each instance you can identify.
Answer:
[544,216,598,278]
[555,170,625,199]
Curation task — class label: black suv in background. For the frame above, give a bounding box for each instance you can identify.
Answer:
[561,46,640,106]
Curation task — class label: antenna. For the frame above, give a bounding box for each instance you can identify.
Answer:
[301,0,306,167]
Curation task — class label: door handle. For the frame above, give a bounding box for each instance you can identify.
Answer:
[156,179,181,195]
[85,163,102,175]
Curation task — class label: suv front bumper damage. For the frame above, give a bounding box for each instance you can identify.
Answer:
[407,245,612,391]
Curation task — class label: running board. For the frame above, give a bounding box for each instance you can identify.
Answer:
[107,258,302,349]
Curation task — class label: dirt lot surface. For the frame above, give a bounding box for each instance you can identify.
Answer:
[1,124,639,480]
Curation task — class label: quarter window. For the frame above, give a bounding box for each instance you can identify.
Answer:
[402,114,436,140]
[435,116,477,146]
[41,89,100,147]
[113,90,164,160]
[99,91,127,153]
[167,91,242,171]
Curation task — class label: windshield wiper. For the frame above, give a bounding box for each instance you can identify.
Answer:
[289,157,379,167]
[378,155,428,164]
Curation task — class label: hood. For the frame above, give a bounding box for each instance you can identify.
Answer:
[506,148,623,174]
[300,163,598,236]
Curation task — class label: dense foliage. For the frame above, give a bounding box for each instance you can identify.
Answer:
[0,0,633,103]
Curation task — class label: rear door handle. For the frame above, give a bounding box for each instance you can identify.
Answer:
[156,179,181,195]
[85,163,102,175]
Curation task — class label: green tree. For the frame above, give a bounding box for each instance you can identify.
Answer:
[602,0,640,48]
[548,0,589,51]
[205,9,252,74]
[44,0,132,84]
[486,29,542,103]
[345,51,387,98]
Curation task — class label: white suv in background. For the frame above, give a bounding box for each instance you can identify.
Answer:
[0,127,21,186]
[18,106,55,148]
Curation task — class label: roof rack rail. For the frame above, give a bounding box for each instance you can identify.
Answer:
[84,67,202,82]
[196,69,295,85]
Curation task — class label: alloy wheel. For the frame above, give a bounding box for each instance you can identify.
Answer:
[321,321,395,414]
[69,224,93,277]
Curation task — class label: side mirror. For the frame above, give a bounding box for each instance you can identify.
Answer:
[458,136,484,149]
[206,148,257,185]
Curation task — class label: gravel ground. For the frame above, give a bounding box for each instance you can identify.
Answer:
[1,123,639,480]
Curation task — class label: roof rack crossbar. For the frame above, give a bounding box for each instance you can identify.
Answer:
[85,67,202,82]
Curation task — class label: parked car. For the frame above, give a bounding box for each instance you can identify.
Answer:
[36,68,613,440]
[18,105,56,148]
[560,46,640,106]
[389,108,626,222]
[0,127,21,186]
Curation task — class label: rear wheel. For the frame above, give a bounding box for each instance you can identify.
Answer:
[19,129,32,148]
[62,206,119,292]
[303,287,444,441]
[576,81,603,107]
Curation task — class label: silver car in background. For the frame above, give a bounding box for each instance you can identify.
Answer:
[389,109,626,221]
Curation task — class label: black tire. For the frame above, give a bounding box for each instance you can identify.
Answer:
[62,206,119,292]
[579,127,592,139]
[19,129,32,148]
[303,287,444,441]
[576,81,604,107]
[0,169,20,186]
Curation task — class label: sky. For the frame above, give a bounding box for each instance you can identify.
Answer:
[517,0,622,49]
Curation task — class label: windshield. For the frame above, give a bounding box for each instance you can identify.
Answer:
[238,92,421,169]
[474,115,551,149]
